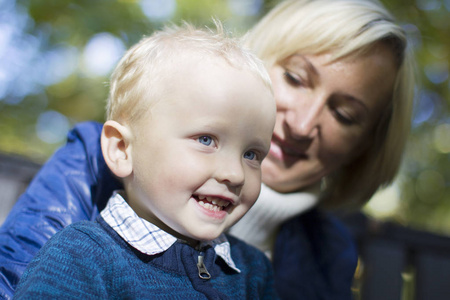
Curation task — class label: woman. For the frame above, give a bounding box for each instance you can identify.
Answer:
[231,1,413,298]
[0,0,414,299]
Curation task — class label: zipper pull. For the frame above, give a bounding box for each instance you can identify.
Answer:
[197,253,211,280]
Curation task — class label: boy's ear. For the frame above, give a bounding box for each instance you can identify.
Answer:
[101,120,133,178]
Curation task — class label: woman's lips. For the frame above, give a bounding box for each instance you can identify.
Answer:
[269,139,308,163]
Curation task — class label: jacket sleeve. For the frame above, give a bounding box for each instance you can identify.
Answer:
[0,121,123,300]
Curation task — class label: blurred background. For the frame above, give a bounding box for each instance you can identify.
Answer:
[0,0,449,235]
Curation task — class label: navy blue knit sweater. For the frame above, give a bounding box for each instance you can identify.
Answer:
[14,217,277,299]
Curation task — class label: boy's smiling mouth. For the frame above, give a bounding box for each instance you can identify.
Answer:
[193,195,232,212]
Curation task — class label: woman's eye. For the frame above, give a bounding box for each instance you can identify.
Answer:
[198,136,213,146]
[243,151,256,160]
[284,70,303,87]
[333,109,356,126]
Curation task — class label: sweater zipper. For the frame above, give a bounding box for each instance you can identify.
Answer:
[197,251,211,280]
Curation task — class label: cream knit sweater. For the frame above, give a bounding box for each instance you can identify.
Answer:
[229,183,321,259]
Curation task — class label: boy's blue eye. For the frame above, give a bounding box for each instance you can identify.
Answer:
[244,151,256,160]
[198,136,212,146]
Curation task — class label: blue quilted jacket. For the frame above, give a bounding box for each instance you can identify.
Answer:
[0,121,357,300]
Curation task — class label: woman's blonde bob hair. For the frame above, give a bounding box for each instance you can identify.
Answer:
[245,0,415,210]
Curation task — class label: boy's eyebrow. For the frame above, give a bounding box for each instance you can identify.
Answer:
[251,136,271,153]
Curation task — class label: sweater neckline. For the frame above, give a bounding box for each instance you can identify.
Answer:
[101,191,240,272]
[228,183,321,258]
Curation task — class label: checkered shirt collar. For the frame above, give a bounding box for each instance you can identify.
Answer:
[101,191,240,273]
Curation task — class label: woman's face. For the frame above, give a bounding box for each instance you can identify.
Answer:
[262,43,398,193]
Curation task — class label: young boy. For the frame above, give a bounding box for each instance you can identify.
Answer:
[14,22,277,299]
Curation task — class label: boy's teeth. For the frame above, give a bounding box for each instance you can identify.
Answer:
[197,196,230,210]
[198,201,221,212]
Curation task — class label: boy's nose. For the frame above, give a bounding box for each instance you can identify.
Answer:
[214,156,245,188]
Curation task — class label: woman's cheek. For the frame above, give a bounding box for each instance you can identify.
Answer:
[323,132,368,169]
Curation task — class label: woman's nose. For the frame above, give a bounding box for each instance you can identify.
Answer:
[284,96,324,140]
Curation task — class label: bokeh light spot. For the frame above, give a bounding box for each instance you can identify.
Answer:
[365,184,401,218]
[416,0,441,10]
[402,23,422,50]
[36,110,70,144]
[228,0,263,16]
[424,61,449,84]
[433,123,450,153]
[413,90,438,126]
[140,0,176,22]
[415,170,445,203]
[81,33,125,77]
[37,46,78,86]
[445,0,450,11]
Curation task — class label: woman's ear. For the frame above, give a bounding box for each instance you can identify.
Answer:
[101,120,133,178]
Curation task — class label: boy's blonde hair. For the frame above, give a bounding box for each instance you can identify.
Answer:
[245,0,415,210]
[107,21,272,125]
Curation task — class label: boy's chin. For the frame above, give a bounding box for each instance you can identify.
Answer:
[183,231,224,246]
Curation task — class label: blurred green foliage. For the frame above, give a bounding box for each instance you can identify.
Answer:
[0,0,448,235]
